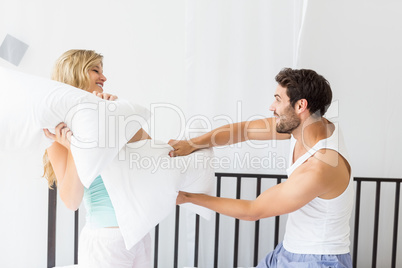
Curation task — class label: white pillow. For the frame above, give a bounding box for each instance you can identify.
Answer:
[0,66,150,187]
[67,99,150,187]
[100,139,215,250]
[0,66,215,250]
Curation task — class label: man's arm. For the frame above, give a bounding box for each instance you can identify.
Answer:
[177,170,320,221]
[177,149,349,220]
[169,117,290,156]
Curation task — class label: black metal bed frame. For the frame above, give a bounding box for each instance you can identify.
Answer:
[47,173,401,268]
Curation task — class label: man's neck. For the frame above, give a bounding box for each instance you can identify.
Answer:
[292,117,333,149]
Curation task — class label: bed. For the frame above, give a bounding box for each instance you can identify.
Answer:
[47,173,402,268]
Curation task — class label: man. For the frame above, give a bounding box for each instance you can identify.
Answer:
[168,68,353,267]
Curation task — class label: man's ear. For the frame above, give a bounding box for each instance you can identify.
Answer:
[294,99,308,114]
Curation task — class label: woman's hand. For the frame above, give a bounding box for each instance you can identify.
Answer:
[168,139,197,157]
[43,122,72,150]
[93,91,118,101]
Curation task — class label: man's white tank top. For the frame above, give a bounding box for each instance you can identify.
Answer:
[282,122,354,254]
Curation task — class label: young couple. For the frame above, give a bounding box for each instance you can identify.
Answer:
[44,49,352,268]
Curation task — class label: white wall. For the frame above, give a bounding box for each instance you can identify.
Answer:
[0,0,401,267]
[298,0,402,178]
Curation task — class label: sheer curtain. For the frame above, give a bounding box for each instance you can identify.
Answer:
[175,1,306,267]
[184,0,306,176]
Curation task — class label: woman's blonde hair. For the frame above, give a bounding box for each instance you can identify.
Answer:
[51,49,103,92]
[43,49,103,188]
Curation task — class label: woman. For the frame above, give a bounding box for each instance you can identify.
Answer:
[43,49,152,268]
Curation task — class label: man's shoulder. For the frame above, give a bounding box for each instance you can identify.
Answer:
[308,148,345,169]
[293,149,347,181]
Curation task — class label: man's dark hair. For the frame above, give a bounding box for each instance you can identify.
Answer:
[275,68,332,116]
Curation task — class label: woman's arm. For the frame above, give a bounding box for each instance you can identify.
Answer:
[44,123,84,211]
[128,128,152,143]
[91,91,152,143]
[43,92,125,210]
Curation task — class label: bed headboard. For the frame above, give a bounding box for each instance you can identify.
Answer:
[47,174,402,268]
